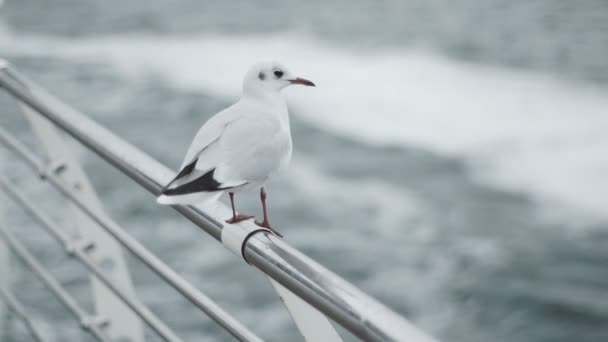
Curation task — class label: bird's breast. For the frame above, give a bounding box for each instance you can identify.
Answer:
[257,114,292,177]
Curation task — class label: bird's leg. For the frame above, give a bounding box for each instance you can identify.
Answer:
[255,187,283,237]
[225,192,254,224]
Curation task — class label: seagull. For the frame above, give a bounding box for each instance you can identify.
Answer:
[157,61,315,237]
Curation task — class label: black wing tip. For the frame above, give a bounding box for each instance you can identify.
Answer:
[173,159,197,182]
[161,159,198,195]
[162,168,223,196]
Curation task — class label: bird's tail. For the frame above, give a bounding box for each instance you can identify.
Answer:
[156,191,223,206]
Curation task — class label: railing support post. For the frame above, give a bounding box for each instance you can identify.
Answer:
[16,101,145,342]
[269,279,343,341]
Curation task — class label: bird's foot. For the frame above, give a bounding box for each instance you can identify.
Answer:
[255,220,283,238]
[225,214,254,224]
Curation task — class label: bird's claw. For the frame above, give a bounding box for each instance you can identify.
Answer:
[255,220,283,238]
[225,214,254,224]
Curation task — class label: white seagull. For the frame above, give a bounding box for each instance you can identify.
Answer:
[157,61,315,237]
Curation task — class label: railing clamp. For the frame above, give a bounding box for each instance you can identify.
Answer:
[38,160,68,180]
[80,314,110,330]
[48,160,68,175]
[221,222,272,264]
[65,239,96,256]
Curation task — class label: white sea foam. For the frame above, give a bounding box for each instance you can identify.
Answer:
[2,32,608,217]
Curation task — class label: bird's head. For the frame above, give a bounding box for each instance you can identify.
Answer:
[243,61,315,96]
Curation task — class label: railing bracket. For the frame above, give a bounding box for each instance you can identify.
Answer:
[81,314,110,330]
[221,222,271,264]
[65,239,96,256]
[37,160,68,180]
[48,160,69,175]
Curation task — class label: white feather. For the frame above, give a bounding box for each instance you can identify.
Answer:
[156,191,222,205]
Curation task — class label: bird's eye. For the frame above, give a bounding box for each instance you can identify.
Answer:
[258,72,266,80]
[274,70,284,78]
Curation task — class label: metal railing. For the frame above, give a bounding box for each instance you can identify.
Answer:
[0,125,262,342]
[0,227,109,341]
[0,59,437,342]
[0,177,182,342]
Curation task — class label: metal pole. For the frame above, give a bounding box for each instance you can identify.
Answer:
[0,128,264,342]
[0,178,183,342]
[0,227,109,341]
[0,61,437,342]
[0,287,47,342]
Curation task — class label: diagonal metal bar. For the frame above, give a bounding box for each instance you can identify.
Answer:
[0,227,109,341]
[0,287,47,342]
[0,127,264,342]
[0,177,183,342]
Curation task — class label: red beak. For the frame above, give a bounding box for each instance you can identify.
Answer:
[289,77,316,87]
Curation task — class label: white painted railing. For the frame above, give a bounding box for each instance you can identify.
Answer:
[0,59,438,342]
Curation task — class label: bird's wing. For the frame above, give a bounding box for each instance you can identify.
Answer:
[180,104,240,169]
[161,111,284,197]
[161,104,248,195]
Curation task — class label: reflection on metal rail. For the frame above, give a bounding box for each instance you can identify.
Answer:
[0,227,109,341]
[0,60,437,341]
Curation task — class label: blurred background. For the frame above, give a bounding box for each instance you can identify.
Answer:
[1,0,607,341]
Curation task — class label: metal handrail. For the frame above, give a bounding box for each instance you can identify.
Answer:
[0,60,437,342]
[0,177,183,342]
[0,227,109,341]
[0,126,263,342]
[0,287,46,342]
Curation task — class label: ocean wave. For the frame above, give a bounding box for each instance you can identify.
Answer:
[2,31,608,218]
